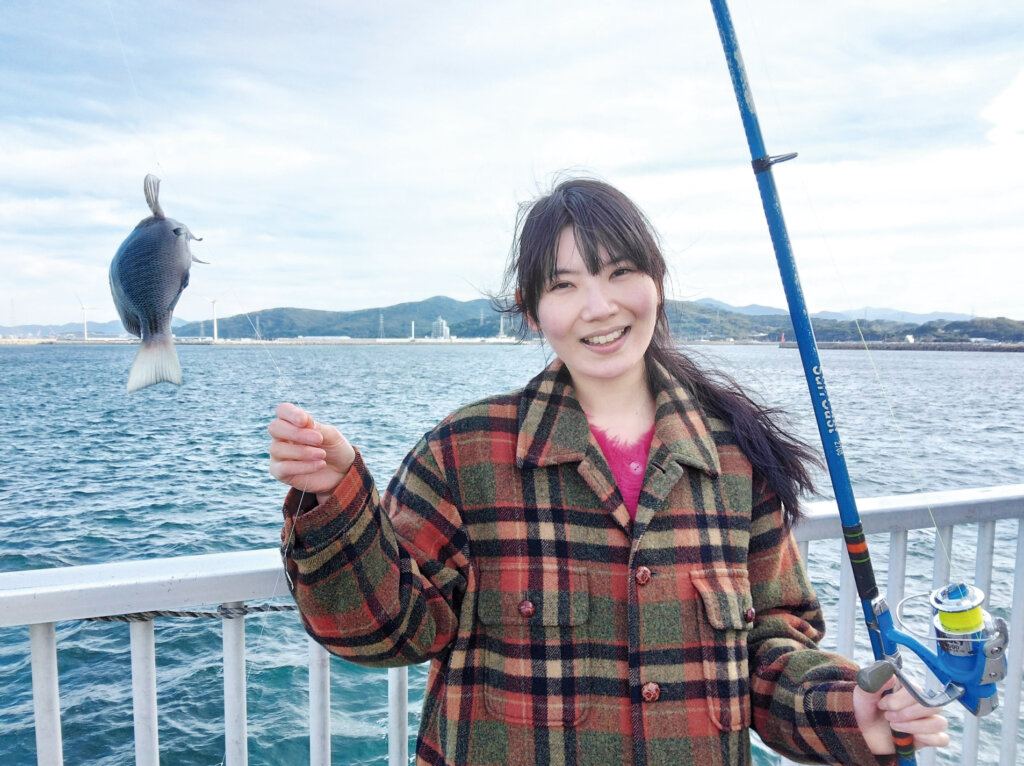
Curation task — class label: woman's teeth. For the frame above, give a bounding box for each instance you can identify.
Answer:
[583,328,627,346]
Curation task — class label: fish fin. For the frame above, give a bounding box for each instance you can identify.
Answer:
[126,338,182,393]
[144,174,165,219]
[191,255,210,264]
[121,311,141,339]
[172,225,202,243]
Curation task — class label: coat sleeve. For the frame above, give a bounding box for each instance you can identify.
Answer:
[746,476,896,766]
[280,437,469,668]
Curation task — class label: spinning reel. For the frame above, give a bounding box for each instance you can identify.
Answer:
[858,583,1009,717]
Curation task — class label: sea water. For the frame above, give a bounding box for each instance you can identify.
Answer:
[0,343,1021,765]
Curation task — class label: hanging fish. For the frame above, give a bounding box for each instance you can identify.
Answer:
[109,174,207,393]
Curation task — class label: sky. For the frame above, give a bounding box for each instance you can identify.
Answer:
[1,0,1022,329]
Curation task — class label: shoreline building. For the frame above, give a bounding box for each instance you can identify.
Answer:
[431,316,450,340]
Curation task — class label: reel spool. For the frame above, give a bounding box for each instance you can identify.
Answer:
[857,582,1009,716]
[931,583,989,656]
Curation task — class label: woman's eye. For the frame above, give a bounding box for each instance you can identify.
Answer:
[548,280,573,291]
[611,266,634,278]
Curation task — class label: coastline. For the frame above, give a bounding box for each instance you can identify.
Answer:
[0,337,536,347]
[778,341,1024,352]
[3,337,1022,351]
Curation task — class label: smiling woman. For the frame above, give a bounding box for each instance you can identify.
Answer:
[268,178,949,766]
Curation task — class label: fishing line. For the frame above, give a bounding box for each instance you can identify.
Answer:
[784,163,955,571]
[736,4,955,572]
[104,0,164,177]
[101,9,316,762]
[206,293,314,766]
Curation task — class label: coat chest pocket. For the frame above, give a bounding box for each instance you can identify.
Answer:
[690,567,753,732]
[476,562,591,727]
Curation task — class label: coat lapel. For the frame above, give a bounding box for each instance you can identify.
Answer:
[515,359,722,537]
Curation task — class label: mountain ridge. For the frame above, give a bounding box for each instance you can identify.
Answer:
[2,297,1019,342]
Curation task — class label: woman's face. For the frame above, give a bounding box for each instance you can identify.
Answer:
[531,226,659,395]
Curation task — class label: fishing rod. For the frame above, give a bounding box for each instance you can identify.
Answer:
[707,2,1009,764]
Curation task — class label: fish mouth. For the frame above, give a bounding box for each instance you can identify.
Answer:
[581,327,629,346]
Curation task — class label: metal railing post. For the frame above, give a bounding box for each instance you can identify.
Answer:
[29,622,63,766]
[222,602,247,766]
[388,667,409,766]
[308,636,331,766]
[130,619,159,766]
[1000,518,1024,766]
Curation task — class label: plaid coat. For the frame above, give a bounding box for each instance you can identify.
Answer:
[281,360,891,766]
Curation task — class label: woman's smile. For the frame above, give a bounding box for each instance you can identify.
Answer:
[581,326,629,347]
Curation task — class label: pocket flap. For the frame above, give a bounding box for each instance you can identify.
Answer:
[477,562,589,626]
[690,568,753,631]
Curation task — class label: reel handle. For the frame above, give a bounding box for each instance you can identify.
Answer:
[857,659,897,694]
[857,658,967,708]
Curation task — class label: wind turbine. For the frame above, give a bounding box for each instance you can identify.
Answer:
[208,297,218,342]
[75,293,98,341]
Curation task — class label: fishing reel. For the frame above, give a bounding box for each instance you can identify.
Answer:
[858,583,1009,717]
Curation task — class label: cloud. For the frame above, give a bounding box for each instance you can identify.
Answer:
[1,0,1022,327]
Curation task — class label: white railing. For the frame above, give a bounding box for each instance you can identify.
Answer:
[1,485,1022,766]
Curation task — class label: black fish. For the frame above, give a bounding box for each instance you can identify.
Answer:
[109,175,206,393]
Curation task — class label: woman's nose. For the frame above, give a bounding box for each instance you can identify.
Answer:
[581,282,616,320]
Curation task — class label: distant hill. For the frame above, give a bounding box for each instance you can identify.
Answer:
[173,296,519,340]
[814,307,974,323]
[0,316,189,339]
[697,298,973,324]
[695,298,786,316]
[3,297,1021,343]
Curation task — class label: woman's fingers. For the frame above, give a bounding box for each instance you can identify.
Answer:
[269,414,323,446]
[275,401,312,427]
[268,403,354,493]
[877,685,950,748]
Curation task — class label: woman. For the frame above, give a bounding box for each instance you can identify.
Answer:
[269,179,947,765]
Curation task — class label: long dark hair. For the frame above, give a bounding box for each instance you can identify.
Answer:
[496,177,819,525]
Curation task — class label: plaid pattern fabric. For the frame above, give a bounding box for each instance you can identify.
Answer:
[282,360,892,766]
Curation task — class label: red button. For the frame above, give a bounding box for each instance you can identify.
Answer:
[635,566,652,586]
[518,600,536,618]
[745,607,756,623]
[641,682,661,702]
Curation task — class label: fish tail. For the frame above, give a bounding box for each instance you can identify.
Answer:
[144,174,164,218]
[126,337,182,393]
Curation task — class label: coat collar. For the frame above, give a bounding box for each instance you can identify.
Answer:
[515,358,721,478]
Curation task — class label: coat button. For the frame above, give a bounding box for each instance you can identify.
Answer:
[634,566,652,586]
[641,681,661,702]
[745,607,756,623]
[518,600,536,618]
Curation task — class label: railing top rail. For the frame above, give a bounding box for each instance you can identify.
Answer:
[794,484,1024,542]
[1,485,1022,628]
[0,548,289,628]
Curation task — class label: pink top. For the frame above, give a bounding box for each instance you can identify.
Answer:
[588,423,656,520]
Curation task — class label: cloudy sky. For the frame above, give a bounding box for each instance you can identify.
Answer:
[2,0,1021,328]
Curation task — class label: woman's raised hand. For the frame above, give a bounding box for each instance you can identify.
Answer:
[269,402,356,499]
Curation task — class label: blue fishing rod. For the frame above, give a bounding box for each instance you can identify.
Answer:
[708,2,1009,764]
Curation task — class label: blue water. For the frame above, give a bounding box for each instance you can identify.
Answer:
[0,343,1021,764]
